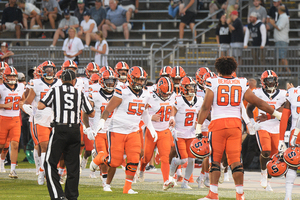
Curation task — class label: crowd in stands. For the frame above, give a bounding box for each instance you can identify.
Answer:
[0,0,291,65]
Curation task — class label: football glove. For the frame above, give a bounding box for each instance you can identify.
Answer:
[278,140,287,153]
[84,127,96,140]
[195,124,202,139]
[23,104,33,116]
[169,127,178,141]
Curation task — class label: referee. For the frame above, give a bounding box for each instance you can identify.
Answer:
[37,69,95,200]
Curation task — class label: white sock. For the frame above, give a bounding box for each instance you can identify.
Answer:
[0,158,4,169]
[205,172,209,179]
[33,149,40,171]
[177,168,182,176]
[40,152,46,171]
[285,168,297,200]
[11,163,16,171]
[210,184,218,193]
[184,158,195,181]
[123,154,127,159]
[261,169,267,174]
[235,185,243,194]
[58,168,64,175]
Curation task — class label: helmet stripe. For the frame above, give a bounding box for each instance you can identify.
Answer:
[92,62,97,70]
[163,66,166,74]
[176,66,179,77]
[267,70,272,76]
[138,67,144,77]
[165,77,172,93]
[205,67,210,72]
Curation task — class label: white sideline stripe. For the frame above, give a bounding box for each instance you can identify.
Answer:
[45,128,58,198]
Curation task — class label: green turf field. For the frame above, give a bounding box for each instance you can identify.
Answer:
[0,179,234,200]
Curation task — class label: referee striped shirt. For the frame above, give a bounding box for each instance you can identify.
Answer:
[40,83,94,124]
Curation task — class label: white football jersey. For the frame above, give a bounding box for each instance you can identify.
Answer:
[116,80,129,88]
[196,84,209,132]
[287,87,300,131]
[147,84,157,93]
[148,91,175,131]
[206,76,248,121]
[31,78,61,126]
[89,83,101,93]
[0,83,24,117]
[108,86,150,134]
[253,88,286,133]
[81,77,90,96]
[174,95,203,138]
[89,89,114,133]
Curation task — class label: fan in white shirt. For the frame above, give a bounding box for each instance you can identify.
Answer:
[78,10,98,47]
[91,31,109,66]
[62,27,84,62]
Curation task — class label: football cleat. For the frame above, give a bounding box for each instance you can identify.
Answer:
[198,190,219,200]
[9,170,18,178]
[38,170,45,185]
[139,171,145,182]
[80,158,88,171]
[127,189,138,194]
[103,184,112,192]
[236,192,245,200]
[260,170,268,189]
[89,161,98,172]
[89,171,97,178]
[181,182,192,189]
[266,183,273,192]
[163,180,175,191]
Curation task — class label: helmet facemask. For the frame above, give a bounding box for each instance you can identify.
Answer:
[43,66,55,80]
[103,77,117,92]
[5,74,17,85]
[263,77,278,93]
[118,69,128,80]
[132,77,146,92]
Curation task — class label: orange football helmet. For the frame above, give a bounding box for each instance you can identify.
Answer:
[99,70,117,92]
[190,136,211,159]
[127,66,147,91]
[55,70,63,79]
[267,153,288,177]
[283,146,300,167]
[159,66,172,78]
[85,62,100,78]
[115,61,129,80]
[0,62,9,79]
[171,66,186,88]
[156,77,174,100]
[232,72,237,77]
[261,70,278,93]
[3,66,18,85]
[34,65,43,79]
[61,60,78,71]
[195,67,211,88]
[40,60,56,80]
[90,73,100,85]
[100,66,113,74]
[179,76,196,96]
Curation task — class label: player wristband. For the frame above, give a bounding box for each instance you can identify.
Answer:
[196,123,202,133]
[272,110,282,120]
[294,127,300,137]
[266,113,271,120]
[170,116,174,121]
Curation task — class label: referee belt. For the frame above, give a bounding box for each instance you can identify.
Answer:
[55,123,80,128]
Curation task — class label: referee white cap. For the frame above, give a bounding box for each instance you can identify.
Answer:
[61,69,76,81]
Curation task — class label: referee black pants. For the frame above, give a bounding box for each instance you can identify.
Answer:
[44,124,81,200]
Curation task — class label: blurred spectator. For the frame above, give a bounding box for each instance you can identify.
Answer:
[267,0,289,31]
[270,6,289,67]
[17,0,43,29]
[62,27,84,64]
[102,0,132,44]
[208,0,227,27]
[244,12,267,65]
[227,10,243,65]
[91,31,109,66]
[119,0,139,22]
[168,0,181,19]
[1,0,22,46]
[0,42,14,65]
[59,0,77,11]
[226,0,239,18]
[78,10,98,47]
[50,9,79,47]
[178,0,197,44]
[215,14,231,56]
[74,0,89,23]
[41,0,63,29]
[247,0,267,23]
[90,0,106,31]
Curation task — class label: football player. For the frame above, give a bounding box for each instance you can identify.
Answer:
[0,66,25,178]
[22,61,61,185]
[170,66,186,95]
[114,61,129,87]
[85,70,117,191]
[196,56,280,200]
[278,85,300,200]
[90,66,158,194]
[246,70,286,191]
[139,76,175,190]
[169,76,203,189]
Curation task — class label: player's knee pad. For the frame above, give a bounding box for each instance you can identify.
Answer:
[210,163,220,173]
[232,164,244,174]
[261,151,270,159]
[126,162,139,173]
[179,158,188,165]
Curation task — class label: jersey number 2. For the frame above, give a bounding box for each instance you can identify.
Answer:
[217,85,242,106]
